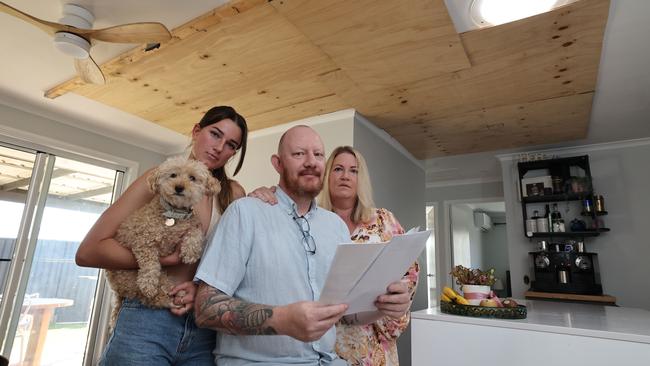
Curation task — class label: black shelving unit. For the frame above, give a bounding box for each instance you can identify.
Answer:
[518,155,609,295]
[522,193,591,204]
[518,155,610,238]
[529,231,600,239]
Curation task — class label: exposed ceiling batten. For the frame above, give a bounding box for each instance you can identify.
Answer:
[64,185,113,200]
[0,168,74,191]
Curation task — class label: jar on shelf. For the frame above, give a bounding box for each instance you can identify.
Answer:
[526,211,539,237]
[583,198,594,214]
[552,176,563,194]
[595,195,605,212]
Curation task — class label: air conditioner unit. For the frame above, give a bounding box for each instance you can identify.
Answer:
[474,212,492,231]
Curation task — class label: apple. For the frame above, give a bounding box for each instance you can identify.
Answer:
[479,299,499,307]
[502,299,519,308]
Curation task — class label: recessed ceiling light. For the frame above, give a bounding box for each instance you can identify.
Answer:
[469,0,574,27]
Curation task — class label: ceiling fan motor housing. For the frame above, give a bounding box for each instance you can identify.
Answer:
[59,4,94,28]
[53,4,94,59]
[54,32,91,59]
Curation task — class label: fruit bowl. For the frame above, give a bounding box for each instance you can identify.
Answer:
[440,300,527,319]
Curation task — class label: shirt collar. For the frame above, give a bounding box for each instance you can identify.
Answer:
[275,185,318,218]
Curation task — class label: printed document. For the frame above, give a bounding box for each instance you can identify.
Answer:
[319,229,431,314]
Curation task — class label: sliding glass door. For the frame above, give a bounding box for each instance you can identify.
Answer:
[0,145,37,327]
[0,143,124,366]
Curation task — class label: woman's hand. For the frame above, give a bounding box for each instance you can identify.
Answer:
[158,232,193,267]
[159,248,183,267]
[76,169,156,270]
[247,186,278,205]
[169,281,197,316]
[375,280,412,319]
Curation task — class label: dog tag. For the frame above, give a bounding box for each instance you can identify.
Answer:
[165,218,175,227]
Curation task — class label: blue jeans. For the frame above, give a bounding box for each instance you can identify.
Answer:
[100,298,216,365]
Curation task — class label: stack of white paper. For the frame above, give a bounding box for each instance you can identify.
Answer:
[319,229,431,315]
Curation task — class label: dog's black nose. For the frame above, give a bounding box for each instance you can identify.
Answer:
[175,185,184,193]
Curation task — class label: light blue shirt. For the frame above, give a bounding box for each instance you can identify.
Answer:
[195,186,350,366]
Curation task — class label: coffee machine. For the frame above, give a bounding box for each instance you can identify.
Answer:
[530,240,602,295]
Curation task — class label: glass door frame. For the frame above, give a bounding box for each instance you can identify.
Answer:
[0,140,129,365]
[425,204,437,308]
[84,170,124,366]
[0,150,55,355]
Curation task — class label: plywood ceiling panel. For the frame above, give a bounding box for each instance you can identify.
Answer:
[270,0,471,92]
[394,92,594,158]
[324,0,609,155]
[46,0,609,159]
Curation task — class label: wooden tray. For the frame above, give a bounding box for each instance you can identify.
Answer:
[440,301,527,319]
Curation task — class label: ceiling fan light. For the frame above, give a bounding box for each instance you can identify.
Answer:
[54,32,91,59]
[469,0,572,27]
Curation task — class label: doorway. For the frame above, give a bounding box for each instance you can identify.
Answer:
[449,200,510,297]
[0,143,124,365]
[425,205,437,307]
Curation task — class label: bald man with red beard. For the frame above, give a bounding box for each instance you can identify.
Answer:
[194,125,350,365]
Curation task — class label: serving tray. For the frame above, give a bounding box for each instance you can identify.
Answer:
[440,301,527,319]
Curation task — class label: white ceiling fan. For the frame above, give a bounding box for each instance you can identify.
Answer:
[0,1,172,85]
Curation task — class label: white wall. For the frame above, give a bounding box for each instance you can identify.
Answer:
[500,138,650,309]
[227,110,355,192]
[0,102,165,176]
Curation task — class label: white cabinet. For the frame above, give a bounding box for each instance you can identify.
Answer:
[411,301,650,366]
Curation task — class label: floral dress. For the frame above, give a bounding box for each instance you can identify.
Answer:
[335,208,420,366]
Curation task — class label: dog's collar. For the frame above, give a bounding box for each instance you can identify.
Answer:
[160,197,193,220]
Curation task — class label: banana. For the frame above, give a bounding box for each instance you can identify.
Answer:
[442,286,470,305]
[442,286,459,300]
[441,293,452,303]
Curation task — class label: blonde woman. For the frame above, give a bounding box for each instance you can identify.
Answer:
[249,145,419,366]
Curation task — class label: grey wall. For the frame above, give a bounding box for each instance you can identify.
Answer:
[426,181,504,203]
[353,117,426,303]
[0,103,165,175]
[501,139,650,309]
[353,115,425,366]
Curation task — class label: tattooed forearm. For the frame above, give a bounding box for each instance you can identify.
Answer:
[195,283,277,335]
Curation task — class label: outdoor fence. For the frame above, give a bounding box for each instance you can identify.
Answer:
[0,238,98,324]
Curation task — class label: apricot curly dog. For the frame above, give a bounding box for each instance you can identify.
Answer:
[106,157,218,326]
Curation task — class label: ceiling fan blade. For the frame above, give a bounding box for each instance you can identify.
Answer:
[82,22,172,43]
[2,2,170,43]
[74,56,105,85]
[0,1,68,36]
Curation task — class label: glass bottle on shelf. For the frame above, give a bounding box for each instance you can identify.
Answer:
[536,208,549,232]
[545,204,552,232]
[551,203,565,232]
[526,210,539,237]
